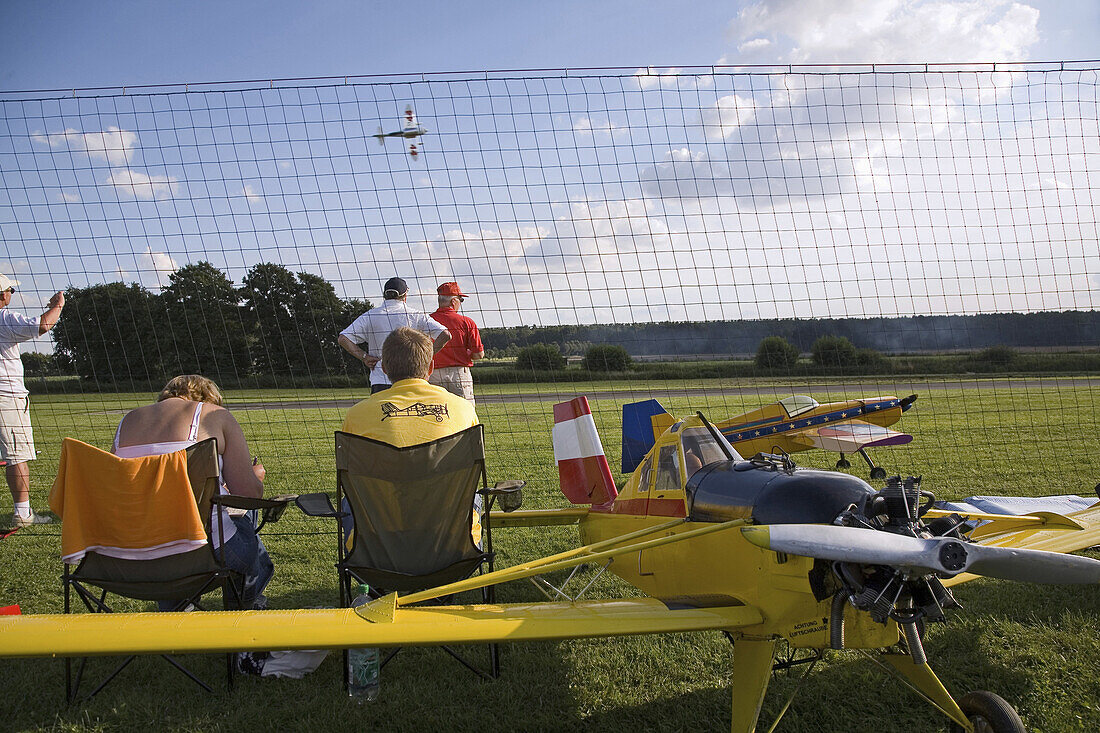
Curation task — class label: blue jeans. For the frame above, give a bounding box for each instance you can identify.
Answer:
[158,515,274,611]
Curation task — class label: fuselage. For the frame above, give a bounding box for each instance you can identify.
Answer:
[578,415,897,649]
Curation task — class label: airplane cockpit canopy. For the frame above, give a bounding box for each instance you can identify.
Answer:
[680,425,742,480]
[778,395,820,418]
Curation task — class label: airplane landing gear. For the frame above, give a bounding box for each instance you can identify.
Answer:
[952,690,1026,733]
[835,454,851,470]
[857,448,888,480]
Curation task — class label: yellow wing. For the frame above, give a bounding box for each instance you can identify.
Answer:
[0,599,762,658]
[935,502,1100,587]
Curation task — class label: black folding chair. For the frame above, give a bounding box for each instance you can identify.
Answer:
[297,425,523,683]
[59,438,287,701]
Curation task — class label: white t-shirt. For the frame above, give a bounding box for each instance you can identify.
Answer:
[339,299,449,386]
[0,309,41,397]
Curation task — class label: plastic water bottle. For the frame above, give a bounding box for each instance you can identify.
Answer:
[347,583,380,702]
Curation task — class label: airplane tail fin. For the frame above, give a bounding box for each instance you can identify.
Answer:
[553,397,618,507]
[621,399,673,473]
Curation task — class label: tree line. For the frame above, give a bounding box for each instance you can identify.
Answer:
[52,262,371,385]
[39,262,1099,389]
[480,311,1100,357]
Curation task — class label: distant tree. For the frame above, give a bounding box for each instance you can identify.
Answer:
[755,336,800,369]
[52,282,163,383]
[855,347,888,371]
[240,263,300,375]
[20,352,51,377]
[515,343,566,371]
[287,272,347,377]
[811,335,858,367]
[158,262,250,379]
[582,344,632,372]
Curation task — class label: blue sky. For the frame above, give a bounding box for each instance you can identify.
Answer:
[2,0,1096,91]
[1,1,1098,339]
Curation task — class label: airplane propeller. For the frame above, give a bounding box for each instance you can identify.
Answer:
[741,523,1100,585]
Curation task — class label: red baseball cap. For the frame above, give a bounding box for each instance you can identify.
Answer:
[437,282,469,298]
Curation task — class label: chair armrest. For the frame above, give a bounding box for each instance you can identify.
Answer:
[479,480,525,512]
[211,493,299,531]
[294,492,348,518]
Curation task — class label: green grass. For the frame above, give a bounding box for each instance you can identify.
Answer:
[2,378,1099,731]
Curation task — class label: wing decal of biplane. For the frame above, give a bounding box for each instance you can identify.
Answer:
[785,420,913,454]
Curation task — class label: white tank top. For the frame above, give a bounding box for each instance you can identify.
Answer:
[114,401,236,545]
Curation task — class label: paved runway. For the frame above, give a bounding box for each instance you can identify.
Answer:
[226,377,1097,411]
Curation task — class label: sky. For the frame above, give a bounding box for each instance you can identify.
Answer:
[1,0,1098,340]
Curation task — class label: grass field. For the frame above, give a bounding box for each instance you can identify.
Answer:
[2,376,1099,731]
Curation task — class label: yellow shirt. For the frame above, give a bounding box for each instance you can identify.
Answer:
[341,378,482,546]
[342,378,478,444]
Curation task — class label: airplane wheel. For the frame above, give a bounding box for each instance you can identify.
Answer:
[836,458,851,470]
[952,691,1026,733]
[870,467,887,481]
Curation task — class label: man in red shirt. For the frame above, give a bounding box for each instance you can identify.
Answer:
[429,282,484,405]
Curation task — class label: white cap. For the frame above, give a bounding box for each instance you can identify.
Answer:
[0,273,19,292]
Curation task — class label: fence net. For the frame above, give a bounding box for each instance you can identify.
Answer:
[1,65,1098,505]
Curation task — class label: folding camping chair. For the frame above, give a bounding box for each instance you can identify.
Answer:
[57,437,288,701]
[297,425,523,683]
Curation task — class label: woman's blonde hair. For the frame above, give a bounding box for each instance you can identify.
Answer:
[157,374,224,405]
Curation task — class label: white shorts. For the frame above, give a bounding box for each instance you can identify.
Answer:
[0,395,36,464]
[428,366,475,404]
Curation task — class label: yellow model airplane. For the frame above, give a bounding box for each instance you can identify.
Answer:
[623,394,917,480]
[3,396,1100,733]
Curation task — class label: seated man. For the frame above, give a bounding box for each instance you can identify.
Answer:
[341,327,481,543]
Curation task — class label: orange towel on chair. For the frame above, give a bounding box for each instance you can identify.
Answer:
[49,438,208,564]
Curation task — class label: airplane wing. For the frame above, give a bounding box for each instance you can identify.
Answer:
[785,419,913,454]
[404,105,417,129]
[0,517,759,658]
[0,598,762,658]
[938,501,1100,588]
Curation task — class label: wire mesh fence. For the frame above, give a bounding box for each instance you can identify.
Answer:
[1,64,1097,504]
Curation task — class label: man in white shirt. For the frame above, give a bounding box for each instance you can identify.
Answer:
[1,273,64,528]
[338,277,452,393]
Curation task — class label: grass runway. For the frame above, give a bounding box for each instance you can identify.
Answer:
[2,375,1099,731]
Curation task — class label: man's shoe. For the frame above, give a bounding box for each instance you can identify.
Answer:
[13,511,52,528]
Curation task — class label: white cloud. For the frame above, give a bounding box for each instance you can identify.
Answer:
[633,67,715,90]
[106,168,178,199]
[573,116,625,137]
[59,191,81,203]
[728,0,1040,64]
[241,184,263,203]
[115,247,179,289]
[31,126,138,166]
[703,94,758,139]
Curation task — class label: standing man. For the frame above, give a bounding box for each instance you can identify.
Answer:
[1,274,64,527]
[428,282,484,405]
[338,277,451,394]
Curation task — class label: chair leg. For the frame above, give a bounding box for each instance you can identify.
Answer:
[84,655,138,699]
[161,654,215,693]
[440,645,492,681]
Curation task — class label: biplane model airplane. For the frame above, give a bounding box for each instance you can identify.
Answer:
[3,397,1100,732]
[623,393,917,480]
[373,104,428,160]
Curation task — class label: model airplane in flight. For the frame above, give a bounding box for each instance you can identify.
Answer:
[4,396,1100,732]
[373,105,427,160]
[623,393,917,480]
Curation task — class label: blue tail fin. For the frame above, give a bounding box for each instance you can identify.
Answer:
[621,399,670,473]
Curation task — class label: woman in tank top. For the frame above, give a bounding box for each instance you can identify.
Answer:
[112,374,273,609]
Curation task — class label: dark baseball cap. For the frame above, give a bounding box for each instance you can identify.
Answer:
[383,277,408,298]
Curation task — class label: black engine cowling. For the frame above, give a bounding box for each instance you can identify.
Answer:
[687,456,876,525]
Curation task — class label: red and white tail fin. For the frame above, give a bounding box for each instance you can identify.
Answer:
[553,397,618,507]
